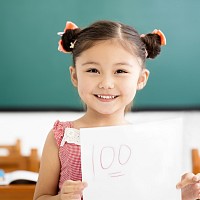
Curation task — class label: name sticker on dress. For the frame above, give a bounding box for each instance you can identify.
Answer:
[60,128,80,146]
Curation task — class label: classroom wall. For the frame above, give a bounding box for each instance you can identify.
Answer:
[1,0,200,111]
[0,111,200,173]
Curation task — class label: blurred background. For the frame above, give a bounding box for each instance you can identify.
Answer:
[1,0,200,111]
[0,0,200,179]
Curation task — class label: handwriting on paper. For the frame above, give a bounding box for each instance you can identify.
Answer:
[92,144,132,178]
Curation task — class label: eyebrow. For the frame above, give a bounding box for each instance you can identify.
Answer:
[114,62,133,67]
[82,61,133,67]
[82,61,100,66]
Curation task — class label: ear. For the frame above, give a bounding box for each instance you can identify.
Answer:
[137,69,150,90]
[69,66,78,87]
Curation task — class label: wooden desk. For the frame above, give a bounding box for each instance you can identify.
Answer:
[0,184,35,200]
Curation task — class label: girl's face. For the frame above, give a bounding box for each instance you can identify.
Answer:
[70,40,149,116]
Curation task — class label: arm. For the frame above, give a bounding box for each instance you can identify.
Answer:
[33,129,61,200]
[176,172,200,200]
[33,130,87,200]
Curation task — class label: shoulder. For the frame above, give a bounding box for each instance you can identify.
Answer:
[53,120,73,131]
[53,120,73,146]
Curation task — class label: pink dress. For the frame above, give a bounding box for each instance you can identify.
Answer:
[53,120,82,191]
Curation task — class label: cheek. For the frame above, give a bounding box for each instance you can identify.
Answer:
[77,84,85,97]
[124,87,137,98]
[121,79,138,93]
[77,79,92,98]
[121,79,138,100]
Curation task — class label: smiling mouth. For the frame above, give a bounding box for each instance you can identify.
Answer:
[95,95,118,99]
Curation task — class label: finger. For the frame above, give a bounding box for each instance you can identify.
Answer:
[60,193,81,200]
[63,180,87,187]
[176,173,195,189]
[82,181,88,188]
[193,173,200,182]
[62,185,84,194]
[62,180,87,194]
[63,180,81,186]
[195,187,200,200]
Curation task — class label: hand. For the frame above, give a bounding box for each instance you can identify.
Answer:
[176,172,200,200]
[60,180,88,200]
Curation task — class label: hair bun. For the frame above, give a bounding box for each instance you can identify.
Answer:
[61,29,80,52]
[141,33,161,59]
[57,21,80,53]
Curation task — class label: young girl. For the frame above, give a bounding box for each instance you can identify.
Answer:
[33,20,199,200]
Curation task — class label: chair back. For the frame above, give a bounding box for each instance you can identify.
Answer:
[192,148,200,174]
[0,139,40,172]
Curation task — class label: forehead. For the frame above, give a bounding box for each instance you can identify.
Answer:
[75,39,141,65]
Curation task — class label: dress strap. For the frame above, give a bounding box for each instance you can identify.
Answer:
[53,120,73,147]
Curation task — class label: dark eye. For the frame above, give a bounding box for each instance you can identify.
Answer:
[115,69,127,74]
[87,68,99,73]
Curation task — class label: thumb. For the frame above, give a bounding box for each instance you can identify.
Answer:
[176,173,196,189]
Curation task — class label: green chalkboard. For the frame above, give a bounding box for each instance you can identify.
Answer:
[0,0,200,111]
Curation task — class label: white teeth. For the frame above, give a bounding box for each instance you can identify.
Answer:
[97,95,116,99]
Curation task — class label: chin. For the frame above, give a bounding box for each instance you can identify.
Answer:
[94,109,114,115]
[97,109,121,116]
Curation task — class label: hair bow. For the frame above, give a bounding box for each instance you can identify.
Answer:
[152,29,166,46]
[57,21,78,53]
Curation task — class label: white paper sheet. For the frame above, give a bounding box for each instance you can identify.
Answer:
[80,118,183,200]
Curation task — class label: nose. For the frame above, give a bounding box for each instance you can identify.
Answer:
[98,75,114,89]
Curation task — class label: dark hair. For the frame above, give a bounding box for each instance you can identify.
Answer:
[61,20,162,67]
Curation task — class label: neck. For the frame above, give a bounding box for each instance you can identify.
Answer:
[73,109,129,129]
